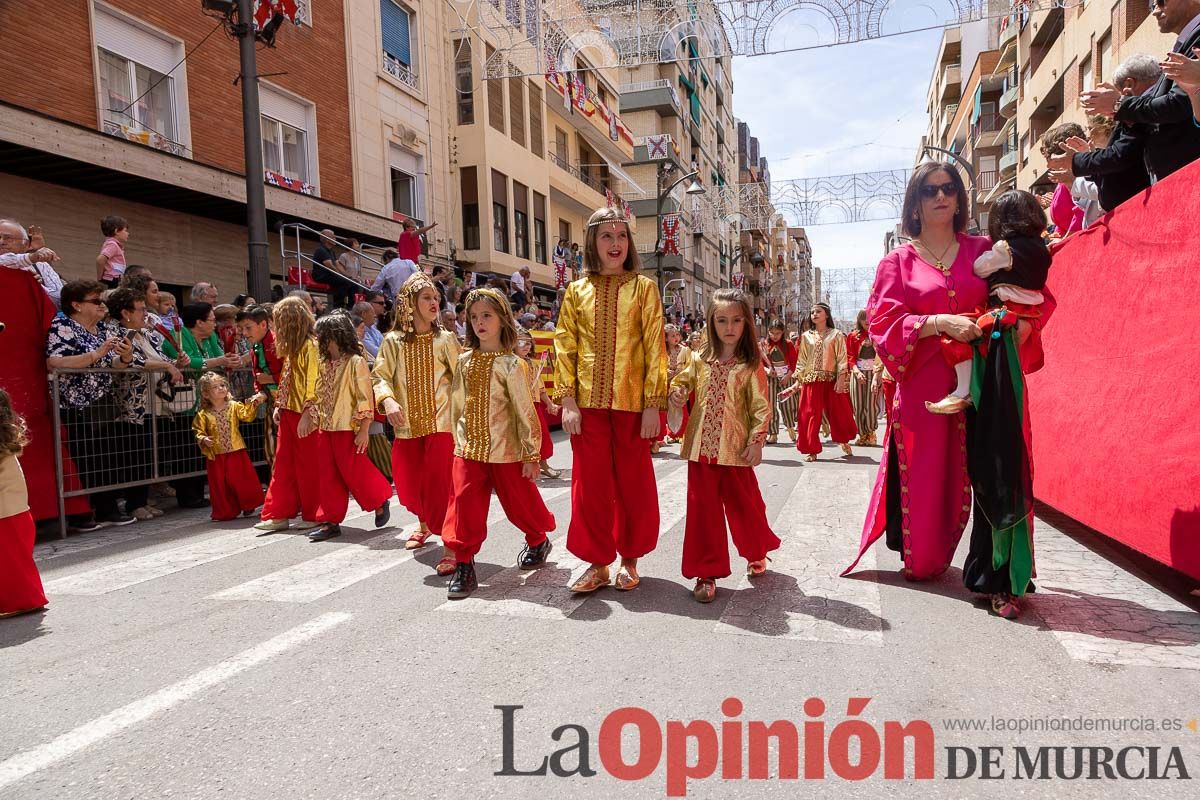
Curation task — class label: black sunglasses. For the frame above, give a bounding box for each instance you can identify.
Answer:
[919,181,958,199]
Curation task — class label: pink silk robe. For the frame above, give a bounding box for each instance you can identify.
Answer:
[843,235,991,579]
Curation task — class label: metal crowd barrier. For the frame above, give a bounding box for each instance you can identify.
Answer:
[50,366,270,538]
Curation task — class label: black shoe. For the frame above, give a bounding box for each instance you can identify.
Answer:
[70,518,104,533]
[307,523,341,542]
[374,499,390,528]
[97,512,136,527]
[518,539,553,570]
[447,561,477,599]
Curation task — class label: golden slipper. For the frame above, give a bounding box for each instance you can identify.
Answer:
[569,565,611,593]
[613,559,640,591]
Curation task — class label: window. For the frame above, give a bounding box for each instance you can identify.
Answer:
[1080,55,1094,94]
[1098,32,1112,85]
[262,116,309,182]
[461,166,480,250]
[487,45,505,133]
[528,82,543,158]
[391,169,416,218]
[554,128,568,162]
[259,84,316,189]
[381,0,418,89]
[513,182,530,260]
[509,77,526,146]
[492,169,509,253]
[93,6,188,155]
[558,219,571,244]
[533,192,547,264]
[454,39,474,124]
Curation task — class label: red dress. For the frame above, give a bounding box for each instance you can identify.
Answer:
[0,455,47,615]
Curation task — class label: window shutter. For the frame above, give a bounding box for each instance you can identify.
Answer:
[380,0,411,66]
[509,77,525,146]
[528,82,543,158]
[487,48,505,133]
[93,7,179,74]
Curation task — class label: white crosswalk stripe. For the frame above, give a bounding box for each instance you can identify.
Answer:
[437,461,691,619]
[43,531,287,596]
[715,467,885,645]
[209,485,574,603]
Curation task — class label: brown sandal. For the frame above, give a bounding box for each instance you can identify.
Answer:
[405,524,433,550]
[435,549,458,576]
[613,559,640,591]
[693,579,717,603]
[569,565,611,593]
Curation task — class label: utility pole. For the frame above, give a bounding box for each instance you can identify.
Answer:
[235,0,271,301]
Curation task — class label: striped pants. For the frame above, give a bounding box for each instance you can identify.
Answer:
[767,375,798,437]
[851,368,878,442]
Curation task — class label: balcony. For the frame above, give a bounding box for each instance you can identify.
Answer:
[941,64,961,101]
[940,102,959,139]
[383,52,419,91]
[714,63,728,105]
[619,79,682,117]
[972,113,1008,149]
[632,134,682,167]
[999,150,1019,175]
[102,120,187,157]
[976,170,998,198]
[547,73,636,162]
[999,14,1019,49]
[999,83,1020,118]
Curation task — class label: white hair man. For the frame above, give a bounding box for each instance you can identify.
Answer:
[0,219,66,307]
[190,282,218,305]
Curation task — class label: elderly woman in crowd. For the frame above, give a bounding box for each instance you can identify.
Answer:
[106,288,184,519]
[841,163,1053,620]
[159,302,240,508]
[45,280,138,525]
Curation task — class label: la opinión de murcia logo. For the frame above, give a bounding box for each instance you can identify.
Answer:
[495,700,1191,796]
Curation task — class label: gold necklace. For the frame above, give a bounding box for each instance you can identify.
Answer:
[915,238,957,274]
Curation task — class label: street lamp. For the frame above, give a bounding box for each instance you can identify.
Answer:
[654,162,706,295]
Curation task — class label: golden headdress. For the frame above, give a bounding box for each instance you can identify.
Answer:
[393,271,440,336]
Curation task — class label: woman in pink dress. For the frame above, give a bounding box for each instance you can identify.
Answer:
[842,164,1052,619]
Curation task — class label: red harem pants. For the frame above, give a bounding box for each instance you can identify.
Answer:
[567,408,659,564]
[261,409,321,522]
[391,432,454,534]
[0,510,46,614]
[797,380,858,455]
[682,461,780,579]
[535,404,554,461]
[316,430,393,524]
[442,457,555,562]
[207,450,265,521]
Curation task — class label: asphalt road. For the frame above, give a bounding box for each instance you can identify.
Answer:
[3,428,1199,799]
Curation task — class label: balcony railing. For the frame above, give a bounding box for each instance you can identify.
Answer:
[383,52,419,90]
[549,152,608,197]
[620,78,671,94]
[102,119,188,157]
[977,170,998,191]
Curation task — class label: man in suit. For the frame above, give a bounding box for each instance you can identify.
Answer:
[1081,0,1200,183]
[1047,55,1159,212]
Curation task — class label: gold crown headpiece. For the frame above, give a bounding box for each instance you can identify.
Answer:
[394,272,439,336]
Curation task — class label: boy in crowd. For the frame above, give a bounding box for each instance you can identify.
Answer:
[95,215,129,287]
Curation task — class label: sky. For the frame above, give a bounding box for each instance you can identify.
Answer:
[729,4,949,310]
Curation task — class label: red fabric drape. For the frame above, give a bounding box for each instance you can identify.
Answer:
[1028,159,1200,580]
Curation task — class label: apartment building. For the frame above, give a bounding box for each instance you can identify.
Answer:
[1011,2,1170,191]
[446,1,638,302]
[0,0,404,297]
[735,119,776,315]
[614,0,737,314]
[344,0,455,270]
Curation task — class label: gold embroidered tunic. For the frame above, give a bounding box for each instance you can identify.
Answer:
[315,354,375,432]
[667,344,694,384]
[793,329,849,384]
[0,454,29,518]
[451,350,541,464]
[671,357,771,466]
[193,400,260,460]
[277,338,320,414]
[552,273,668,411]
[372,329,460,438]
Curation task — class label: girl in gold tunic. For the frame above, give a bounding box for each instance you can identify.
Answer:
[669,289,779,603]
[372,272,461,573]
[442,289,555,599]
[554,207,669,593]
[193,373,266,521]
[255,297,322,532]
[307,313,393,542]
[654,323,693,452]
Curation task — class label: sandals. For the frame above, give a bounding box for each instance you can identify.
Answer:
[405,525,434,551]
[990,593,1021,620]
[569,565,611,593]
[614,559,640,591]
[693,579,717,603]
[746,557,771,577]
[435,549,458,576]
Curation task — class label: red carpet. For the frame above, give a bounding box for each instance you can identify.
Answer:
[1028,159,1200,581]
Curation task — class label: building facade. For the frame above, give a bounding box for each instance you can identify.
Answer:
[0,0,405,299]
